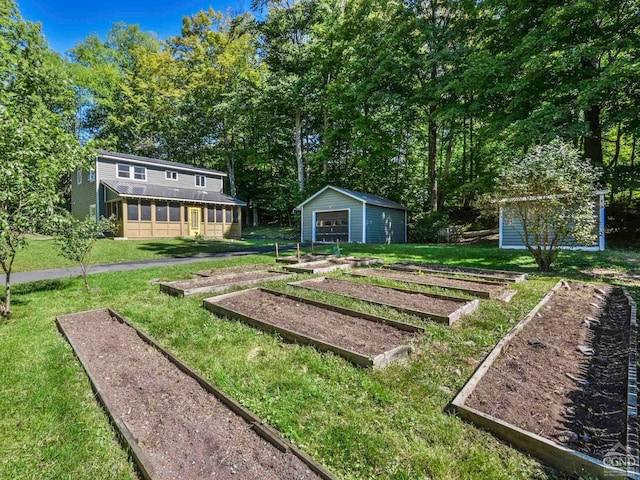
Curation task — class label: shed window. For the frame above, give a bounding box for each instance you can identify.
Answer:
[169,203,180,222]
[195,175,206,187]
[127,202,139,221]
[156,203,168,222]
[140,201,151,221]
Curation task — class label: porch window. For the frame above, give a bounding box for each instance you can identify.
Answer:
[225,206,232,223]
[140,201,151,221]
[169,202,180,222]
[127,202,139,221]
[232,207,239,223]
[215,206,223,223]
[156,203,168,222]
[208,207,215,223]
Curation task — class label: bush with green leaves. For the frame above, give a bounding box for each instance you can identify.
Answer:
[487,140,602,271]
[408,211,451,243]
[55,216,116,290]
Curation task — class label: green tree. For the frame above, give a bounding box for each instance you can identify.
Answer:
[489,140,601,271]
[0,0,85,317]
[55,216,116,290]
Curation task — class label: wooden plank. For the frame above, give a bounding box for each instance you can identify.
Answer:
[289,277,478,326]
[450,282,640,480]
[101,308,340,480]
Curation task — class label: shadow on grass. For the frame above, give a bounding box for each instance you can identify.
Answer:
[11,279,68,296]
[137,239,249,258]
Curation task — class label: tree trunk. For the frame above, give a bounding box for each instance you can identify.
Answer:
[428,109,438,213]
[437,134,454,211]
[583,105,603,165]
[2,269,10,318]
[224,128,237,197]
[294,107,304,193]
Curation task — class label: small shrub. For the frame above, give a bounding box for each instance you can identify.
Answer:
[408,211,451,243]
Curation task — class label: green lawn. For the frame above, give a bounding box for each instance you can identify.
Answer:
[0,245,638,479]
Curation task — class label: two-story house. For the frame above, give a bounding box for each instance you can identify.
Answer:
[71,151,246,239]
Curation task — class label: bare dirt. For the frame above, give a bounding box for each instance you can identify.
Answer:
[293,278,468,316]
[194,264,273,277]
[169,270,286,290]
[466,282,631,460]
[212,289,415,356]
[351,268,506,297]
[276,253,335,264]
[59,310,323,480]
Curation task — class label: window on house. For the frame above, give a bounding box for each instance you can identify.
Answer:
[89,204,96,219]
[156,203,168,222]
[232,207,239,224]
[117,164,130,179]
[127,201,139,221]
[195,175,206,187]
[225,206,232,224]
[133,166,146,180]
[215,206,223,223]
[76,171,82,184]
[208,207,215,223]
[165,170,178,181]
[88,168,95,182]
[169,202,181,222]
[140,201,151,221]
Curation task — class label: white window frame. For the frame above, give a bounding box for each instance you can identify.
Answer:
[312,208,351,243]
[165,170,178,181]
[76,171,82,185]
[89,204,96,220]
[195,175,206,188]
[116,163,147,181]
[88,168,95,182]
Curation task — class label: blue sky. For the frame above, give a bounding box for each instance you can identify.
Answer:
[17,0,253,54]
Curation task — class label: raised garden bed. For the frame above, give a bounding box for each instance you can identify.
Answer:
[451,281,639,479]
[283,256,383,274]
[193,263,273,277]
[276,253,336,264]
[57,308,335,480]
[348,268,517,302]
[289,277,479,326]
[159,270,292,297]
[386,262,527,283]
[203,288,423,368]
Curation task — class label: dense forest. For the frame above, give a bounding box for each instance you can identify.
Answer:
[3,0,640,239]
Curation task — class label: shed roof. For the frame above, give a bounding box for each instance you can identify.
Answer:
[98,151,227,177]
[102,180,246,206]
[296,185,406,210]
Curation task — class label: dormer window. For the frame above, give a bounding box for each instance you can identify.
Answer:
[165,170,178,181]
[195,175,206,187]
[117,163,147,181]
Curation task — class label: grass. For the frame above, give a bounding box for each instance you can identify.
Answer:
[0,244,638,479]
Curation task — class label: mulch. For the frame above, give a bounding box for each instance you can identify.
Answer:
[466,282,631,460]
[58,310,323,480]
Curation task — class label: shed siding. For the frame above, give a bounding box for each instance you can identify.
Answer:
[302,190,363,243]
[500,207,601,249]
[366,205,406,244]
[71,169,97,220]
[97,157,225,193]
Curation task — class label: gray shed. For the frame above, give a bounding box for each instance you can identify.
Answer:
[296,186,407,244]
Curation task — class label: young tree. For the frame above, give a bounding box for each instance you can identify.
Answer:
[490,140,601,271]
[1,0,85,317]
[55,216,116,290]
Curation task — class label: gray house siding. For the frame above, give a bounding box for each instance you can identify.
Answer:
[71,169,98,220]
[97,157,224,193]
[366,205,406,244]
[301,190,363,243]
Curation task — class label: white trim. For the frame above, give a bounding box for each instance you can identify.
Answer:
[501,245,602,252]
[312,208,351,243]
[300,206,304,242]
[100,153,228,177]
[498,190,609,203]
[116,163,147,182]
[362,203,367,243]
[598,193,606,251]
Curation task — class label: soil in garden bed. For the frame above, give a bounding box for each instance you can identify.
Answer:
[389,262,525,282]
[212,289,415,356]
[167,270,286,290]
[466,282,631,460]
[350,268,509,297]
[193,264,273,277]
[293,278,467,317]
[276,253,335,264]
[59,310,322,480]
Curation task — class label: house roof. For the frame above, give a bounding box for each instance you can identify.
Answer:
[498,190,609,203]
[102,180,246,206]
[295,185,407,210]
[98,151,227,177]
